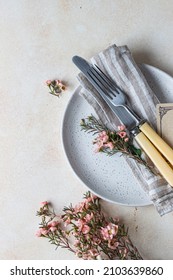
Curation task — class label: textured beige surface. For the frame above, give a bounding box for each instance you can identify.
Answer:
[1,0,173,260]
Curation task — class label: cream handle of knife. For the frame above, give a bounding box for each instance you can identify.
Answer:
[135,131,173,186]
[140,122,173,166]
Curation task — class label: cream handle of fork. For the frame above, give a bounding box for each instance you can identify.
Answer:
[139,122,173,166]
[135,127,173,187]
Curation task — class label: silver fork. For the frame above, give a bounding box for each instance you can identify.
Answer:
[87,64,142,131]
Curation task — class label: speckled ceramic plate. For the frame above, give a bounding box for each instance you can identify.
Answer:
[62,64,173,206]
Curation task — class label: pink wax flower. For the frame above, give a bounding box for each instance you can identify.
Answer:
[92,236,101,245]
[74,240,80,247]
[77,219,85,229]
[88,248,99,257]
[41,201,48,206]
[36,228,49,237]
[108,240,119,249]
[101,223,118,240]
[48,221,58,227]
[93,130,116,152]
[56,79,66,91]
[84,195,97,206]
[64,217,71,226]
[81,224,90,234]
[85,213,93,222]
[104,142,114,150]
[40,228,49,236]
[118,125,126,131]
[117,131,127,138]
[74,201,85,213]
[77,219,90,234]
[47,221,58,232]
[98,131,109,142]
[35,229,42,237]
[46,80,52,85]
[50,226,57,232]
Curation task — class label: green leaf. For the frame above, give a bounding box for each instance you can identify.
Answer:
[129,145,142,157]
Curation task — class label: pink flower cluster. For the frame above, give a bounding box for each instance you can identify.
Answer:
[117,125,129,142]
[46,79,66,91]
[94,131,114,152]
[35,202,59,237]
[45,79,66,96]
[93,126,129,153]
[101,223,119,249]
[36,193,142,260]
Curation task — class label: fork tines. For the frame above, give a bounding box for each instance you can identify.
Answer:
[87,64,121,98]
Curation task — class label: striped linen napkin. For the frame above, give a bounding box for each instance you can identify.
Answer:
[76,44,173,216]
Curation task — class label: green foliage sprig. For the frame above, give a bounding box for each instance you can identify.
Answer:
[80,115,157,175]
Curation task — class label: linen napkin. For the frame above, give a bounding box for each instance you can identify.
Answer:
[76,44,173,216]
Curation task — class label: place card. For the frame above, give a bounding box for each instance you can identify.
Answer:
[156,103,173,148]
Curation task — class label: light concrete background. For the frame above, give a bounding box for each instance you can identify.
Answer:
[0,0,173,260]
